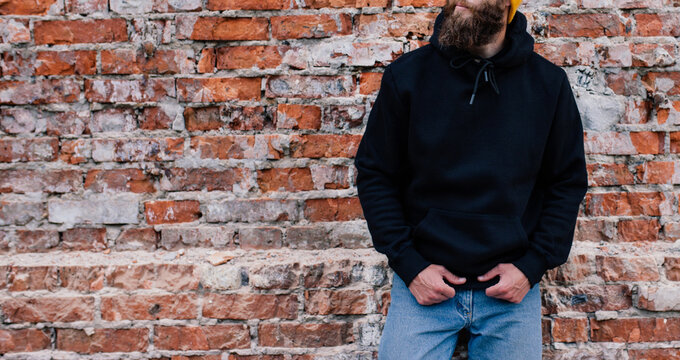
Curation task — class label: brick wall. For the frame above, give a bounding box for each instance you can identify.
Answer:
[0,0,678,358]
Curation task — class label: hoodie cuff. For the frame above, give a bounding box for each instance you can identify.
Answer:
[511,247,548,288]
[388,243,432,288]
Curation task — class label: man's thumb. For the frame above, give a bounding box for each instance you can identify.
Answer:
[441,268,466,284]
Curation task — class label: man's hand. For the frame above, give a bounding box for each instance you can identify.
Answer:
[408,264,466,306]
[477,263,530,303]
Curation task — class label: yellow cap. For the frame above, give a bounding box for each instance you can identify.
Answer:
[508,0,522,23]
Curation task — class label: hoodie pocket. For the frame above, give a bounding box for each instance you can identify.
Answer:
[413,207,528,274]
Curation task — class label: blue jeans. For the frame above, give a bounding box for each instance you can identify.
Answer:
[378,272,542,360]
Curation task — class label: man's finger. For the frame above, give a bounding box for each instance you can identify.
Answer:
[441,268,466,284]
[485,281,506,298]
[437,278,456,298]
[478,265,502,282]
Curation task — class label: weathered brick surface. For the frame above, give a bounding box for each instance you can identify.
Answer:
[0,0,678,358]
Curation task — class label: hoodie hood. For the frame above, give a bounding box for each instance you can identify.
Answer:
[429,9,535,104]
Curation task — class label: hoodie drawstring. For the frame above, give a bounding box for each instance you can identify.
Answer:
[449,58,501,105]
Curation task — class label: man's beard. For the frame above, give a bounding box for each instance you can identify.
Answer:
[437,0,507,51]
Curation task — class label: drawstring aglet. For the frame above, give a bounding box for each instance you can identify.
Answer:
[469,93,475,105]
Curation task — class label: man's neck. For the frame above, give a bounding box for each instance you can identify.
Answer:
[467,25,509,59]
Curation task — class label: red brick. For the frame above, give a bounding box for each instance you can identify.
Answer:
[84,169,155,193]
[266,75,355,98]
[289,134,361,158]
[595,43,632,67]
[115,227,158,251]
[542,319,551,345]
[544,254,595,282]
[0,329,51,353]
[357,13,436,38]
[663,257,680,280]
[642,71,680,96]
[144,200,201,225]
[58,265,107,292]
[304,289,372,315]
[271,14,352,39]
[177,16,269,41]
[623,98,653,125]
[596,255,660,282]
[216,45,287,70]
[65,0,107,13]
[541,284,632,314]
[7,266,59,291]
[35,50,97,75]
[552,318,589,343]
[202,293,298,319]
[0,0,61,15]
[222,105,272,131]
[590,317,680,342]
[107,264,200,291]
[359,72,383,95]
[276,104,322,130]
[190,135,284,160]
[159,226,236,249]
[43,111,88,136]
[85,78,175,102]
[258,322,354,347]
[304,197,363,221]
[198,48,216,73]
[634,13,680,36]
[60,227,108,251]
[605,71,645,97]
[139,106,177,130]
[397,0,446,5]
[302,260,355,288]
[177,77,261,102]
[586,163,635,186]
[161,167,246,191]
[57,328,148,353]
[629,131,664,154]
[0,79,80,104]
[585,191,670,216]
[617,218,660,242]
[306,0,390,6]
[34,19,128,44]
[635,161,675,184]
[535,42,594,66]
[206,0,291,9]
[101,293,199,320]
[90,138,183,162]
[257,167,315,192]
[631,43,676,67]
[239,226,284,249]
[101,49,195,74]
[546,14,628,37]
[0,18,30,43]
[15,229,59,252]
[1,296,95,322]
[151,0,202,12]
[59,139,90,164]
[0,51,34,76]
[628,348,680,359]
[0,169,81,193]
[251,263,300,289]
[154,324,250,350]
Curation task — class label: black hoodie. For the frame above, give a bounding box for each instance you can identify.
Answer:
[354,9,589,290]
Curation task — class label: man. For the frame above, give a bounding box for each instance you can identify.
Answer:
[353,0,589,358]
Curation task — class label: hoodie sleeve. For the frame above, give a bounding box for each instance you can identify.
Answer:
[353,65,432,287]
[511,73,589,288]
